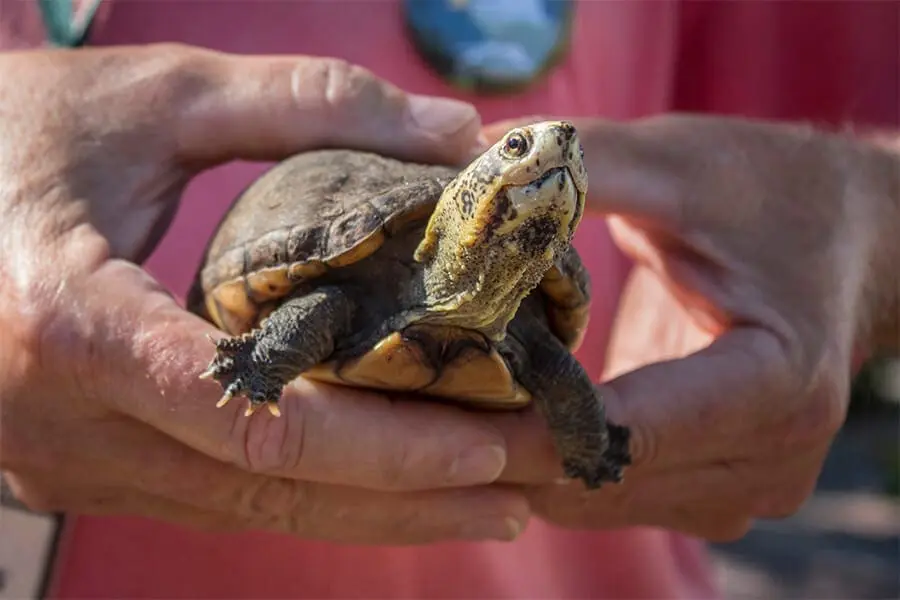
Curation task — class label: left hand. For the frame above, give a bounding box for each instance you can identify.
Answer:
[480,115,899,541]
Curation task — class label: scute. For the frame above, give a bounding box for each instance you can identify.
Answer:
[206,279,256,334]
[307,331,437,391]
[423,345,531,408]
[325,228,385,268]
[303,324,529,409]
[247,267,293,301]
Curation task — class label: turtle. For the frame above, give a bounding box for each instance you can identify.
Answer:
[187,120,631,488]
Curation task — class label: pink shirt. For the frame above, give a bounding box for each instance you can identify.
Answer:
[2,1,897,598]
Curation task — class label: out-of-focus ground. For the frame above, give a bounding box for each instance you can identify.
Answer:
[710,356,900,600]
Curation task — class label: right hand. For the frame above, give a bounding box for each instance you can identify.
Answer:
[0,44,526,544]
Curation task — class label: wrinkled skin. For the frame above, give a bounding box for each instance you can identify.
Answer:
[484,116,899,541]
[0,44,531,545]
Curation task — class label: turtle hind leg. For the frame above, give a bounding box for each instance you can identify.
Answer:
[200,286,354,417]
[500,316,632,489]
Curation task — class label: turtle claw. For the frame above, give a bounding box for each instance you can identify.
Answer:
[198,333,286,417]
[215,390,234,408]
[241,401,281,418]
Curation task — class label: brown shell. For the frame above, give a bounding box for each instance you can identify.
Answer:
[188,150,456,334]
[187,150,592,408]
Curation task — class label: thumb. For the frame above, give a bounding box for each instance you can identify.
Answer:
[598,327,802,472]
[150,45,484,166]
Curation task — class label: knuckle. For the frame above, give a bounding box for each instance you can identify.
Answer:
[536,485,625,529]
[233,475,316,536]
[95,43,216,144]
[143,45,217,117]
[620,418,657,469]
[275,483,318,535]
[775,380,847,451]
[754,332,848,451]
[377,439,414,490]
[314,58,390,116]
[134,42,216,85]
[797,394,845,444]
[142,41,201,61]
[383,506,435,543]
[236,402,307,476]
[804,379,847,438]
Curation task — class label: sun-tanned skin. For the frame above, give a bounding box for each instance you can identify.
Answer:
[190,121,631,488]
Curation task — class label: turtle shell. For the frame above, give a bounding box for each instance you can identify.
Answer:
[187,149,592,408]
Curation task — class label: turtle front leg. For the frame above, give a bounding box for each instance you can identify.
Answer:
[500,316,632,489]
[200,287,354,417]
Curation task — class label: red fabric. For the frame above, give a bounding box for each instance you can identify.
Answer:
[1,1,896,598]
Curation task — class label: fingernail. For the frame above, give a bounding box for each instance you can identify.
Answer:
[460,517,523,542]
[408,94,480,136]
[448,445,506,485]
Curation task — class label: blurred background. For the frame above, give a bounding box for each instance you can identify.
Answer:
[709,355,900,599]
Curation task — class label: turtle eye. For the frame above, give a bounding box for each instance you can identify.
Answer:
[501,131,529,158]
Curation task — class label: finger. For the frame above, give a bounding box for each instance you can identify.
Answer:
[76,260,508,492]
[526,443,827,533]
[7,45,481,166]
[625,450,827,521]
[600,325,821,471]
[5,471,241,532]
[7,419,530,545]
[493,326,810,479]
[85,486,527,545]
[488,408,565,484]
[154,45,484,166]
[526,482,751,542]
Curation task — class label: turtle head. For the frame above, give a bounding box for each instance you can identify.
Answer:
[414,120,588,338]
[461,119,587,248]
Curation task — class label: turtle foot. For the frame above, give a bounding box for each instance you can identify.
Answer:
[563,459,621,490]
[199,334,284,417]
[562,423,632,490]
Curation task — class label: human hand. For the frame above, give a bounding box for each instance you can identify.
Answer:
[0,44,528,544]
[482,115,899,540]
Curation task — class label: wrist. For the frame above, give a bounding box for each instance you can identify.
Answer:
[853,133,900,357]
